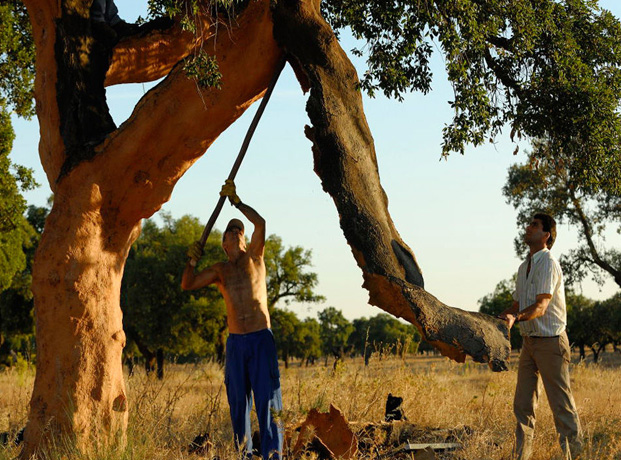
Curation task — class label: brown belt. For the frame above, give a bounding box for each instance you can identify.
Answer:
[529,335,559,338]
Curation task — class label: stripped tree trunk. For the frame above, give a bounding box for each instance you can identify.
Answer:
[21,0,282,456]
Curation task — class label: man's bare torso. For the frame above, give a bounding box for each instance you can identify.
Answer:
[216,251,270,334]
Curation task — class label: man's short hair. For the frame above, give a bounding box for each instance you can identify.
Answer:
[533,213,556,249]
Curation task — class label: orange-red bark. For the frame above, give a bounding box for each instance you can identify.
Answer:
[20,0,283,456]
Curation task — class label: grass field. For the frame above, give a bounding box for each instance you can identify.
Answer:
[1,351,620,459]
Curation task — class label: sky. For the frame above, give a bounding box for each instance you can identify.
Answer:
[9,0,621,321]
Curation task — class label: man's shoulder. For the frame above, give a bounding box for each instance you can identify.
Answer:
[541,249,560,265]
[537,249,563,276]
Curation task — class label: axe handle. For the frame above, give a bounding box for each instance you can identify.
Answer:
[198,58,286,248]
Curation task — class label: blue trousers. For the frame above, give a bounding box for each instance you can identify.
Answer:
[225,329,283,459]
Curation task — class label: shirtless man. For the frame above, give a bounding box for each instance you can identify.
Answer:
[182,180,283,459]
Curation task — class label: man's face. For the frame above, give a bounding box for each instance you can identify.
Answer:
[524,218,549,247]
[222,227,245,253]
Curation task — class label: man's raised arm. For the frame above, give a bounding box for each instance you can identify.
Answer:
[220,180,266,256]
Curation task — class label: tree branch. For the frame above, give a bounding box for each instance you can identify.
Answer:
[569,190,621,286]
[106,18,201,87]
[22,0,64,190]
[273,0,510,371]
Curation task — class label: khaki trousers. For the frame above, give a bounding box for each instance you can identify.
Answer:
[513,332,583,460]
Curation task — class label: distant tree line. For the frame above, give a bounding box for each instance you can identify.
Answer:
[479,278,621,363]
[1,210,422,375]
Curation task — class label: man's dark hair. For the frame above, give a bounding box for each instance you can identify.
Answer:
[533,213,556,249]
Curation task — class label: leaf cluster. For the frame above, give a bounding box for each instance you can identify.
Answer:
[322,0,621,183]
[146,0,249,86]
[318,306,354,359]
[0,0,35,119]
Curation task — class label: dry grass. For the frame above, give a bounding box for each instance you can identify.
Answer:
[1,351,620,459]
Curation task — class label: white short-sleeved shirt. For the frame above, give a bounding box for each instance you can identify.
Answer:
[513,248,567,337]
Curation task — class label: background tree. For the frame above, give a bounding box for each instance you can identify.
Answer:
[0,205,47,366]
[270,308,302,368]
[297,317,322,366]
[318,306,353,367]
[566,293,595,361]
[478,278,523,350]
[10,0,621,452]
[598,293,621,352]
[265,235,325,309]
[504,140,621,287]
[349,314,421,364]
[122,214,225,379]
[565,292,620,363]
[0,1,37,292]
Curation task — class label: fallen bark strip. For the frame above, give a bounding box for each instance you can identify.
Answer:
[272,0,510,371]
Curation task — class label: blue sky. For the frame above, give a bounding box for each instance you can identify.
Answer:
[10,0,621,320]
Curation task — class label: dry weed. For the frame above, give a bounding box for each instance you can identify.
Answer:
[0,352,619,459]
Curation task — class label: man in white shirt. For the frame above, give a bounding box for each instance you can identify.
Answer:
[499,213,582,460]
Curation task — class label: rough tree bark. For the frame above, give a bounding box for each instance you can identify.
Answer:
[271,0,511,371]
[21,0,282,456]
[20,0,509,455]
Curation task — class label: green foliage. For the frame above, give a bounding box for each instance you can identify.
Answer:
[122,213,225,360]
[183,51,222,89]
[478,277,523,350]
[503,139,621,287]
[0,0,35,119]
[270,308,301,367]
[349,314,420,359]
[0,205,47,366]
[0,1,37,295]
[322,0,621,190]
[265,235,325,309]
[297,317,322,364]
[563,292,621,362]
[318,306,353,359]
[146,0,248,84]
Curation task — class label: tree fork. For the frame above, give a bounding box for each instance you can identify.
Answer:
[272,0,510,371]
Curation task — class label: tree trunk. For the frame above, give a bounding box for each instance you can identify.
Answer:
[271,0,510,371]
[156,348,165,380]
[25,191,134,456]
[144,353,156,375]
[21,0,282,455]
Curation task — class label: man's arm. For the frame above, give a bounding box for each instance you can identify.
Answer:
[515,294,552,322]
[237,202,265,257]
[181,241,221,290]
[181,262,220,290]
[499,295,552,330]
[220,179,266,256]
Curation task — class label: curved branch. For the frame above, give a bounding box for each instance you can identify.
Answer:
[569,191,621,286]
[106,18,202,87]
[273,0,510,371]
